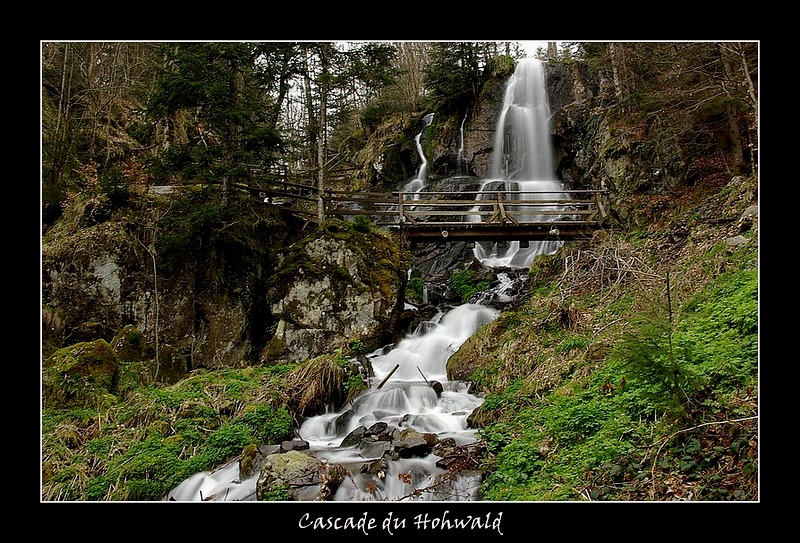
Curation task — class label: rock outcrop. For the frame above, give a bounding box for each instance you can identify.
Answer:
[42,193,412,380]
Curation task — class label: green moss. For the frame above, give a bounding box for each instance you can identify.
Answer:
[43,339,120,409]
[261,484,292,501]
[450,268,491,303]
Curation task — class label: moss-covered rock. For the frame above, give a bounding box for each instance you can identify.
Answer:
[256,450,321,501]
[264,221,411,363]
[42,339,119,409]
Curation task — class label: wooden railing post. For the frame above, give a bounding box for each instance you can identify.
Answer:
[398,192,404,223]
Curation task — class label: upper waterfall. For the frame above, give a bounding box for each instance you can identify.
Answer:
[473,58,566,269]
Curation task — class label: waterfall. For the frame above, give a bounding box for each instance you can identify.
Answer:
[167,303,499,502]
[302,303,499,501]
[457,109,469,177]
[165,62,567,503]
[403,113,435,199]
[473,58,566,269]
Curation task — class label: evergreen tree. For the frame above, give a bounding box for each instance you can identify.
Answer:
[146,42,288,204]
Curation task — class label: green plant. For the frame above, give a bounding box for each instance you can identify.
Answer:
[609,270,699,417]
[406,276,425,302]
[351,215,373,233]
[557,335,589,353]
[261,484,292,501]
[450,268,490,303]
[348,339,368,356]
[99,165,131,208]
[205,421,253,460]
[344,374,367,398]
[241,405,294,444]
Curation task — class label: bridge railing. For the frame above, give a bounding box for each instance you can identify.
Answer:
[240,179,608,232]
[395,189,608,226]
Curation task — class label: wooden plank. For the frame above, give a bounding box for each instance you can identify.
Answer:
[326,209,400,216]
[404,210,493,217]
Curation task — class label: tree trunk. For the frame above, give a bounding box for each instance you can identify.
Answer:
[317,48,329,223]
[547,42,557,60]
[725,103,746,175]
[608,43,630,104]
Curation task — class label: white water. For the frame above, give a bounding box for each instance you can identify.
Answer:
[300,303,498,501]
[473,58,566,268]
[457,109,469,176]
[403,113,435,200]
[167,303,498,502]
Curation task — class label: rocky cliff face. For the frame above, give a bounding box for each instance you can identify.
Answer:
[263,223,410,363]
[42,192,411,382]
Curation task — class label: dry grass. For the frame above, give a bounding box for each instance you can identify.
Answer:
[285,356,347,416]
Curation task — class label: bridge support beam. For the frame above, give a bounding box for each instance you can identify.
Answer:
[404,224,602,244]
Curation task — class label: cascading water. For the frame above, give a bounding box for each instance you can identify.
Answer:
[457,109,469,177]
[472,58,567,268]
[403,113,435,199]
[166,303,499,502]
[166,59,566,503]
[299,303,498,501]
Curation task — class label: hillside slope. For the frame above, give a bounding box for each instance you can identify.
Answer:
[450,173,758,500]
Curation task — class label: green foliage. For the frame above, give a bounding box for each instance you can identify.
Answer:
[479,379,526,413]
[146,42,286,185]
[344,374,368,398]
[261,485,292,501]
[406,276,425,303]
[42,357,305,500]
[477,256,758,501]
[557,335,589,353]
[450,268,491,303]
[610,310,699,417]
[350,215,373,233]
[99,165,131,208]
[609,267,758,419]
[478,420,517,452]
[527,252,563,293]
[241,405,294,444]
[676,268,758,390]
[206,421,253,459]
[348,338,368,355]
[95,435,185,500]
[153,189,276,289]
[423,42,504,117]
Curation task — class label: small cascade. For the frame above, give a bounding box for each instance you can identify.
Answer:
[167,302,500,502]
[302,302,498,501]
[403,113,435,200]
[456,109,469,177]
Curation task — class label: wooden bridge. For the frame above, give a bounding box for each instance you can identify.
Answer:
[236,178,608,245]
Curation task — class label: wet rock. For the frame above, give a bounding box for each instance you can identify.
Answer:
[256,450,321,501]
[466,404,502,428]
[363,451,391,478]
[280,439,310,453]
[393,429,437,458]
[334,409,355,434]
[358,440,392,460]
[340,425,366,447]
[316,463,347,501]
[365,421,391,441]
